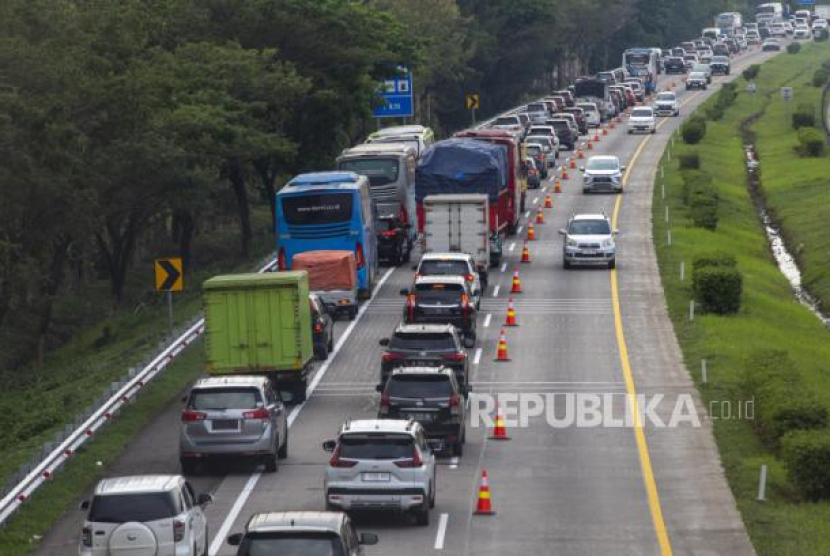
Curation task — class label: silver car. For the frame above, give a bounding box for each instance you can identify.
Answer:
[559,213,618,269]
[323,419,437,525]
[79,474,212,556]
[179,375,288,474]
[580,155,625,194]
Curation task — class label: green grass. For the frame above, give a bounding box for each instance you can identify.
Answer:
[0,207,273,487]
[654,42,830,555]
[0,340,203,556]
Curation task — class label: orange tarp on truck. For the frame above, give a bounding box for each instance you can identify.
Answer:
[291,251,357,291]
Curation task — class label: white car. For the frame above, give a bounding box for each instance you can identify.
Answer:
[577,101,602,127]
[559,213,618,269]
[415,252,484,305]
[653,92,680,117]
[580,155,625,194]
[794,25,812,40]
[627,106,657,134]
[79,475,212,556]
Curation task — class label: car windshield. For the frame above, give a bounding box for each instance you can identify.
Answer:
[414,282,464,303]
[569,219,611,235]
[338,434,415,460]
[578,105,597,113]
[418,260,469,277]
[712,57,728,63]
[387,374,454,398]
[189,387,262,410]
[656,93,675,102]
[390,332,456,351]
[240,533,343,556]
[587,158,619,171]
[493,117,519,126]
[526,136,552,147]
[526,146,543,156]
[631,109,653,118]
[89,493,177,523]
[693,64,709,72]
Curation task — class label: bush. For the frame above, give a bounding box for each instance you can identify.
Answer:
[813,68,829,88]
[678,152,700,170]
[823,60,830,72]
[682,116,707,144]
[692,250,736,272]
[693,265,740,312]
[741,350,828,449]
[743,64,760,80]
[690,191,719,230]
[680,169,713,205]
[706,104,725,121]
[782,430,830,500]
[798,127,827,157]
[792,103,816,129]
[787,42,802,55]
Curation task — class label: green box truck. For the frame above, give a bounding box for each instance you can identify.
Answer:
[203,272,314,403]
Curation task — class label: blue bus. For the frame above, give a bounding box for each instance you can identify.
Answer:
[276,172,378,298]
[622,48,658,94]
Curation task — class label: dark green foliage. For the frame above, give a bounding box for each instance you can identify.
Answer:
[792,104,816,129]
[812,69,829,88]
[680,169,713,205]
[743,64,761,80]
[782,430,830,500]
[787,42,802,55]
[678,152,700,170]
[741,350,828,449]
[692,250,736,272]
[693,266,740,311]
[689,185,719,230]
[682,116,707,144]
[798,127,827,157]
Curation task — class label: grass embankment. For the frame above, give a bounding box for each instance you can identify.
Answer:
[654,41,830,555]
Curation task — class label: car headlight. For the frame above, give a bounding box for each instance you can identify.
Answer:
[602,239,614,248]
[566,238,578,247]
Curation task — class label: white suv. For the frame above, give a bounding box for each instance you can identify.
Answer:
[653,92,680,117]
[627,106,657,134]
[580,155,625,194]
[323,419,437,526]
[559,213,618,269]
[79,475,212,556]
[416,252,484,303]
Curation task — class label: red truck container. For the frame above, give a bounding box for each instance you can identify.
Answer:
[454,129,524,234]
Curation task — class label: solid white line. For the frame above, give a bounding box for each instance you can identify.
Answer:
[500,262,507,273]
[483,313,492,328]
[435,513,449,549]
[449,457,459,470]
[508,242,516,252]
[492,285,500,298]
[208,267,395,555]
[473,347,482,365]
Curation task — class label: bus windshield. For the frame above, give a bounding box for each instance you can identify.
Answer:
[339,159,399,187]
[281,193,353,226]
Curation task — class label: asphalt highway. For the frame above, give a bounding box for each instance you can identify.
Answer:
[32,45,781,556]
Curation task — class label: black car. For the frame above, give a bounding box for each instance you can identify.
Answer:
[379,323,469,387]
[311,294,335,360]
[546,119,575,150]
[376,215,412,266]
[712,43,730,57]
[709,57,731,76]
[664,57,686,74]
[377,367,469,456]
[401,276,477,348]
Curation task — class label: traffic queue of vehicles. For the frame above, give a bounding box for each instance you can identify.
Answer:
[77,14,778,552]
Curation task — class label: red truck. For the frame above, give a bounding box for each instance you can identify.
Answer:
[453,129,524,234]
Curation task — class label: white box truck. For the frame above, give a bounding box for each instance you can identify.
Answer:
[422,194,497,283]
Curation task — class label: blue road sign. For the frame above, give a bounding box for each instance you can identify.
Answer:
[798,0,814,5]
[373,68,413,118]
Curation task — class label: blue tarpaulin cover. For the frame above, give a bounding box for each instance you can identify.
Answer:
[415,138,508,202]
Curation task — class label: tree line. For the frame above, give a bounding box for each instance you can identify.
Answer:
[0,0,745,371]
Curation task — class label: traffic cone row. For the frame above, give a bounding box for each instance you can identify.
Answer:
[535,207,544,224]
[510,269,523,293]
[577,149,584,159]
[569,157,576,170]
[602,127,608,136]
[495,329,511,361]
[504,297,519,325]
[520,241,531,263]
[587,140,593,150]
[544,192,553,208]
[526,222,536,241]
[561,166,569,180]
[593,131,600,142]
[474,469,496,515]
[490,403,512,440]
[554,180,562,194]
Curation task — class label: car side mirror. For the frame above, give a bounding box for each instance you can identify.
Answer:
[578,167,585,172]
[620,165,627,171]
[227,533,243,546]
[322,440,336,452]
[411,264,418,271]
[181,395,188,403]
[614,229,620,235]
[378,338,390,347]
[399,288,410,296]
[79,500,90,511]
[197,493,214,506]
[359,532,379,546]
[558,229,567,236]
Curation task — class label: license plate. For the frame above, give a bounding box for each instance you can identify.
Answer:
[362,472,390,482]
[582,250,598,256]
[212,419,239,431]
[405,412,435,421]
[408,359,437,366]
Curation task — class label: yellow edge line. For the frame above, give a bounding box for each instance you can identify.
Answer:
[610,88,703,556]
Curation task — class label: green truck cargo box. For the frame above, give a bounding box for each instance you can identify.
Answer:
[203,272,313,383]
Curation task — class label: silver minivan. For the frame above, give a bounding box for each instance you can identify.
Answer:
[179,375,288,474]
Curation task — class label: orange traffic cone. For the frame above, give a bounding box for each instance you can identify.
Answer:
[587,140,593,150]
[495,329,511,362]
[569,157,576,170]
[554,180,562,194]
[544,193,553,208]
[602,127,608,136]
[593,131,600,142]
[510,269,523,294]
[520,242,531,264]
[561,167,569,180]
[577,149,584,159]
[504,297,519,325]
[535,207,544,224]
[526,222,536,241]
[490,403,512,439]
[610,121,616,130]
[474,469,496,515]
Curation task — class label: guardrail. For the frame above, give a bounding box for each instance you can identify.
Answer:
[0,254,278,526]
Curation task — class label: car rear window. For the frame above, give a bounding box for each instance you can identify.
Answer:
[339,434,414,460]
[414,282,464,304]
[418,260,469,277]
[631,109,653,118]
[388,374,454,398]
[89,493,177,523]
[526,103,547,113]
[241,533,341,556]
[189,387,262,410]
[493,117,519,126]
[390,332,456,351]
[569,219,611,235]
